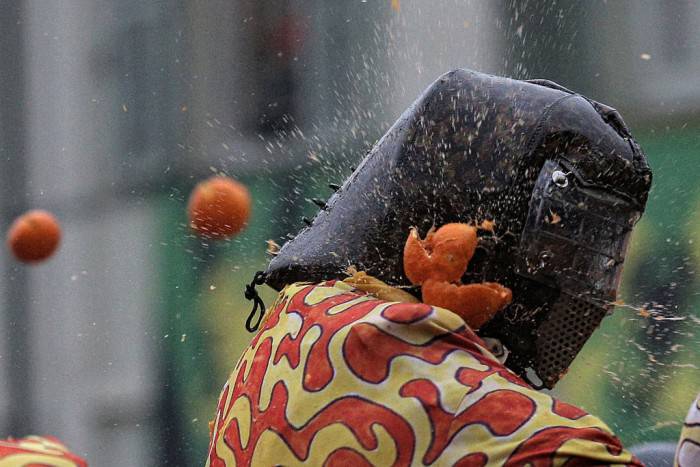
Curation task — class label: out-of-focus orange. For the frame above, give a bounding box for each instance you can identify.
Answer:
[6,209,62,263]
[403,223,477,285]
[187,176,251,239]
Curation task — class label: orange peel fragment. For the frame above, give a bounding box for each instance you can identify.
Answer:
[422,279,512,329]
[402,222,512,329]
[403,223,477,285]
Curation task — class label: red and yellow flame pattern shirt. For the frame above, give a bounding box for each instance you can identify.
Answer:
[0,435,87,466]
[206,280,640,466]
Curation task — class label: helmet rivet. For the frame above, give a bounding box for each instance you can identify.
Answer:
[539,250,553,268]
[552,170,568,188]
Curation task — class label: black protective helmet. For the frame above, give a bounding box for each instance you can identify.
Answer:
[264,69,652,389]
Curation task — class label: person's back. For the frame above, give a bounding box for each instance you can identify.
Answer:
[206,280,640,466]
[206,69,653,466]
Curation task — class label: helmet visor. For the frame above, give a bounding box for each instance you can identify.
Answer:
[513,159,641,388]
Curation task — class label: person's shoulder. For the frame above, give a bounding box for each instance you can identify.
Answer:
[280,279,360,300]
[471,388,642,465]
[0,436,87,466]
[275,280,370,311]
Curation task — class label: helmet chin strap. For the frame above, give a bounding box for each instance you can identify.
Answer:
[244,271,267,332]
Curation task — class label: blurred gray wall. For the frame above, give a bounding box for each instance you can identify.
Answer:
[0,1,184,464]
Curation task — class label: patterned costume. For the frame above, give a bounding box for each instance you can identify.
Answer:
[0,435,86,467]
[206,281,640,466]
[676,394,700,467]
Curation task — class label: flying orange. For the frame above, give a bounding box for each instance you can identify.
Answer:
[7,209,62,263]
[188,176,251,239]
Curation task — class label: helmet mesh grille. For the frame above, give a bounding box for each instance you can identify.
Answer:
[534,295,608,388]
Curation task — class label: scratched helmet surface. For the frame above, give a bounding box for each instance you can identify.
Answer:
[265,69,652,388]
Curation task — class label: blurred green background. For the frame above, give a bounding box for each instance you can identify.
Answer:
[1,1,699,465]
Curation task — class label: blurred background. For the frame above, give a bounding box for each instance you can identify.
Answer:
[0,0,699,464]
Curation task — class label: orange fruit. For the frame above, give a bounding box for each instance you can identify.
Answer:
[188,176,251,239]
[422,279,512,329]
[403,223,477,285]
[6,209,61,263]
